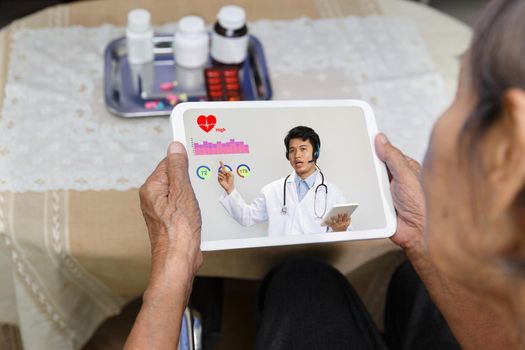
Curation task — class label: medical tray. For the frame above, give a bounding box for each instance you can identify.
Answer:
[103,34,272,118]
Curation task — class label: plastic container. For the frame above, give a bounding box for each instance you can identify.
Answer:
[126,9,154,64]
[174,16,209,69]
[210,5,249,65]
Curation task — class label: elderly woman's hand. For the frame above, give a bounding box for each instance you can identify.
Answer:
[139,142,203,298]
[126,142,202,350]
[375,133,425,251]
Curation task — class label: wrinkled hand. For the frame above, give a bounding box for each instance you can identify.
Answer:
[139,142,203,291]
[327,213,351,232]
[375,133,425,251]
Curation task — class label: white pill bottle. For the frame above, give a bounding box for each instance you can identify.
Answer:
[210,5,249,65]
[174,15,209,69]
[126,9,154,64]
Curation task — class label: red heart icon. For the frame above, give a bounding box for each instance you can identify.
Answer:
[197,115,216,133]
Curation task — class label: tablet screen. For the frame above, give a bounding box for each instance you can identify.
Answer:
[171,100,395,250]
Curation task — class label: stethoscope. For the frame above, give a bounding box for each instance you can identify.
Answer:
[281,165,328,218]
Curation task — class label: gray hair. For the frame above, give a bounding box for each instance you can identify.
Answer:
[463,0,525,137]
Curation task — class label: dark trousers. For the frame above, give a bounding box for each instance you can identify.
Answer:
[256,257,460,350]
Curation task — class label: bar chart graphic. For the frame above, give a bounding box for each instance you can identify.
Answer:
[192,139,250,156]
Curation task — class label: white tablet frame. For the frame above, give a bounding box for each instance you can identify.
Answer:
[171,99,396,251]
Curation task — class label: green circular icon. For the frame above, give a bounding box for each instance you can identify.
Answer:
[237,164,251,178]
[196,166,211,180]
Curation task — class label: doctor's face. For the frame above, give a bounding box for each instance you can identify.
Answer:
[287,138,317,178]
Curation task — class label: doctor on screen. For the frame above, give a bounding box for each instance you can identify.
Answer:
[218,126,352,236]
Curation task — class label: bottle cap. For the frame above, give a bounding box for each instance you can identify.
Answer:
[178,16,206,34]
[217,5,246,30]
[127,9,151,33]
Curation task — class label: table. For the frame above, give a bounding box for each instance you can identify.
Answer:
[0,0,471,349]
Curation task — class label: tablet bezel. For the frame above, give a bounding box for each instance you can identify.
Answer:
[170,99,396,251]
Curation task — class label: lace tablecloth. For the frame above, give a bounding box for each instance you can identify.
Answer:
[0,10,456,350]
[0,17,446,193]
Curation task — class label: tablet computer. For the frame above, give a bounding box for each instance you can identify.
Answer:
[170,99,396,251]
[320,203,359,227]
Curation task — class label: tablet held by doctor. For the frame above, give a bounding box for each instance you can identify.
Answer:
[218,126,352,235]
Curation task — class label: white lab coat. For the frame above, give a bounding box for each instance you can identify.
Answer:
[219,171,349,236]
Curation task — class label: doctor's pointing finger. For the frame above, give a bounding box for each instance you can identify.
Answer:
[218,161,234,194]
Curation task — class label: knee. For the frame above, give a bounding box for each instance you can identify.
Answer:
[388,260,423,300]
[263,256,339,294]
[392,260,420,285]
[274,256,334,278]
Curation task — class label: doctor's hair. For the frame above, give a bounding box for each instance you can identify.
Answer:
[284,126,321,161]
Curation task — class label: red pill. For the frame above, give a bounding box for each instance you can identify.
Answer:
[210,91,224,97]
[223,69,238,77]
[208,84,223,91]
[206,70,221,78]
[207,78,221,85]
[226,83,240,91]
